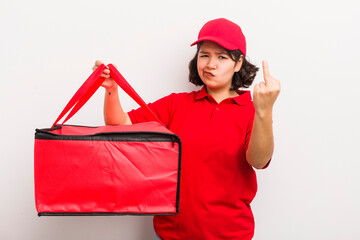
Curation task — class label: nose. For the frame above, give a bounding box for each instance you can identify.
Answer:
[206,57,216,69]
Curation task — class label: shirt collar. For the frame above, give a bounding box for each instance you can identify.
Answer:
[194,86,252,106]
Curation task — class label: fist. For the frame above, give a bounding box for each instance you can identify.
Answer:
[92,60,118,91]
[253,60,280,115]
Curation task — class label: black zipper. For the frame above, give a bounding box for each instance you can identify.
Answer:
[35,128,181,147]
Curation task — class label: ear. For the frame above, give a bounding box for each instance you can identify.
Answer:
[234,55,244,72]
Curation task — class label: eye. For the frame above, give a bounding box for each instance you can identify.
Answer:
[199,54,209,58]
[219,56,228,60]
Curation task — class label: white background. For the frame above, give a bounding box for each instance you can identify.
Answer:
[1,0,360,239]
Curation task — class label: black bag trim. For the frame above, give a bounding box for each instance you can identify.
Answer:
[35,124,182,216]
[35,125,181,144]
[38,211,179,216]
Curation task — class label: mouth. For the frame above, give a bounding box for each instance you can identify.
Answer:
[204,71,215,77]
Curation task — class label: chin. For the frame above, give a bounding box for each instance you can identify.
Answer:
[203,80,219,88]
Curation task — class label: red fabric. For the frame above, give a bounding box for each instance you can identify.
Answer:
[107,64,162,124]
[52,64,162,127]
[128,86,270,240]
[49,122,174,136]
[35,122,180,214]
[37,65,181,215]
[52,64,106,127]
[190,18,247,54]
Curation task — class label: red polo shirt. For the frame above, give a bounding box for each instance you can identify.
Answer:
[128,86,269,240]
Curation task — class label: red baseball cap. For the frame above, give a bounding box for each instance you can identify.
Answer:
[191,18,247,55]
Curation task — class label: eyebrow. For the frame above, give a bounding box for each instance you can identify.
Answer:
[199,50,228,55]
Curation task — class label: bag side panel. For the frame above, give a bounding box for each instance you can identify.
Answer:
[34,139,179,214]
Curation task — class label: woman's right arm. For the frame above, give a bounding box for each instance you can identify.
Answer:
[93,60,132,125]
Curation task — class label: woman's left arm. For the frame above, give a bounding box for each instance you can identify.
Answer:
[246,60,281,169]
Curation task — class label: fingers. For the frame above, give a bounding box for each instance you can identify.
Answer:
[254,82,267,94]
[259,82,266,89]
[254,82,266,90]
[92,60,102,71]
[262,60,270,83]
[101,72,110,78]
[93,60,110,78]
[102,64,110,78]
[93,60,103,68]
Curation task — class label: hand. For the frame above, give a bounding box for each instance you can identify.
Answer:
[92,60,118,91]
[253,60,280,116]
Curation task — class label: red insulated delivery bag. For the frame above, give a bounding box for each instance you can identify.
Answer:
[34,64,181,216]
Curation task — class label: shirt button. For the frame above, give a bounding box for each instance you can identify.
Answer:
[215,107,219,111]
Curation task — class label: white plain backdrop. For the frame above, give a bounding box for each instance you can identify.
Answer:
[1,0,360,239]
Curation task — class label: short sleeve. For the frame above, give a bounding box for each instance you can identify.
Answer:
[128,93,174,127]
[244,104,271,169]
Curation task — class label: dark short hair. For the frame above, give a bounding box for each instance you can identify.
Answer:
[188,42,259,90]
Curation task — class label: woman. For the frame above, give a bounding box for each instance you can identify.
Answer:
[93,18,280,240]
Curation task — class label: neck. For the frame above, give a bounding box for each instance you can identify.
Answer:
[206,87,239,103]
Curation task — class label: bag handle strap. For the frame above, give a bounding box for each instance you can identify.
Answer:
[51,64,162,128]
[107,64,162,125]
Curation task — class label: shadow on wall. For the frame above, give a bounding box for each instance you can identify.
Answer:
[31,215,154,240]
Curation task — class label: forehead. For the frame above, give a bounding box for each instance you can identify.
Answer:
[199,41,228,53]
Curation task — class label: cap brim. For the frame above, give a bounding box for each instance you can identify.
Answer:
[190,36,238,50]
